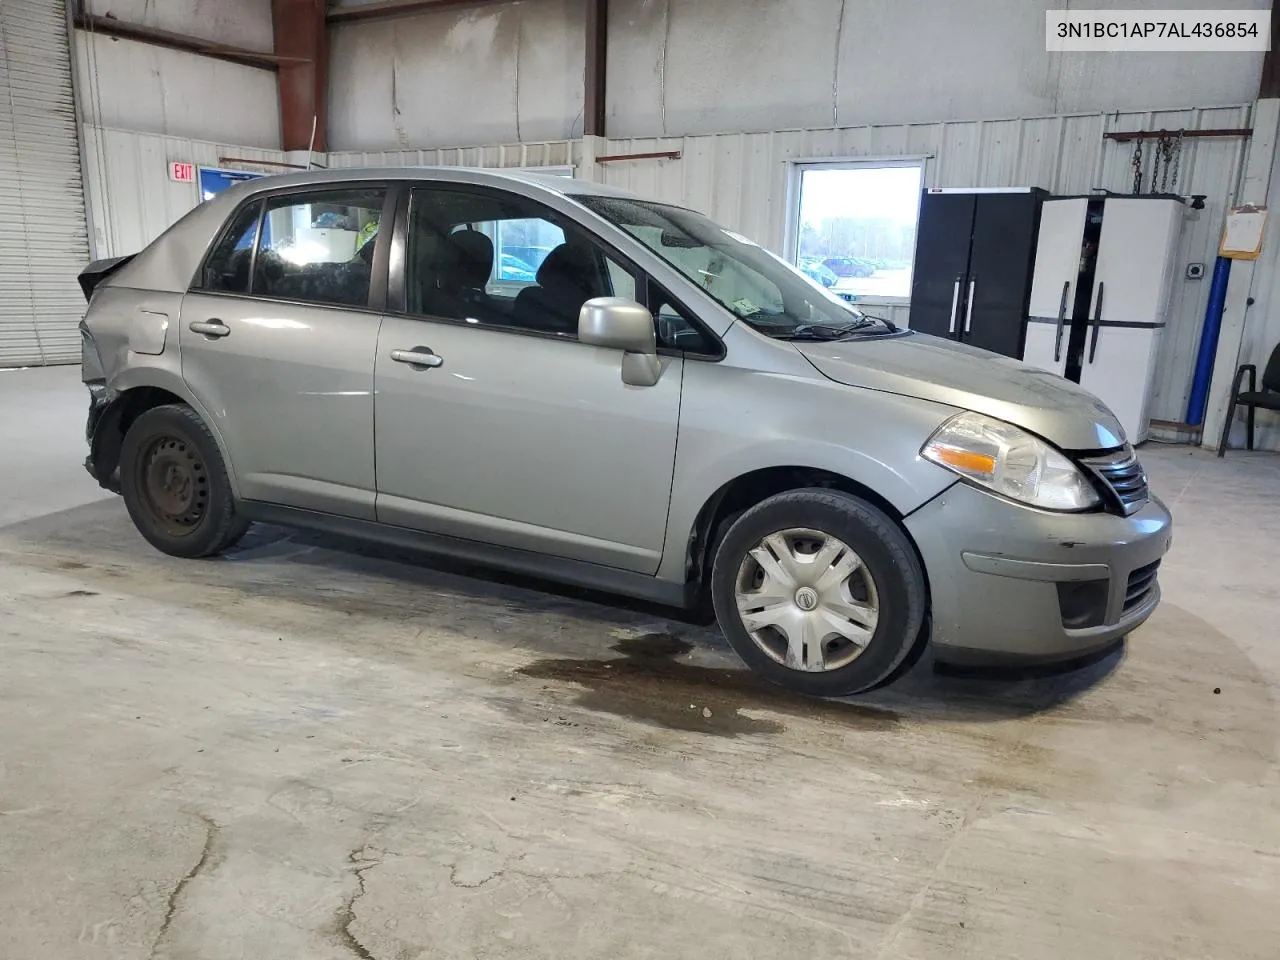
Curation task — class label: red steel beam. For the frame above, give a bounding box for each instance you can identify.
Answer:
[273,0,330,152]
[595,150,682,163]
[73,12,300,70]
[1104,128,1253,142]
[584,0,607,137]
[1261,1,1280,99]
[327,0,509,23]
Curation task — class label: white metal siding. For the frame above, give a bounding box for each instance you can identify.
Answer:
[327,140,581,172]
[80,125,290,260]
[0,0,91,366]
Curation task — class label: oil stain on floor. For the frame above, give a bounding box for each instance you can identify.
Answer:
[516,633,899,737]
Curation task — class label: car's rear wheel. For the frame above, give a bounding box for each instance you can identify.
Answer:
[710,488,926,697]
[120,404,248,559]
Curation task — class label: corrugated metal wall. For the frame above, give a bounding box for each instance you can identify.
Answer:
[81,125,289,259]
[329,104,1251,430]
[1223,125,1280,452]
[0,0,91,366]
[327,140,582,172]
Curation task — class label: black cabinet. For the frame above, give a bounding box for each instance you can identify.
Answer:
[908,188,1046,358]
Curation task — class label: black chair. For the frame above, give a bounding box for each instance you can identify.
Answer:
[1218,342,1280,456]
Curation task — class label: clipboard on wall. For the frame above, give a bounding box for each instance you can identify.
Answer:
[1220,205,1267,260]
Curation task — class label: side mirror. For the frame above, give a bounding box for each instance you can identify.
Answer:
[578,297,662,386]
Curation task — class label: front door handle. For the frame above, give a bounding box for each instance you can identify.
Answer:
[390,347,443,368]
[189,320,230,338]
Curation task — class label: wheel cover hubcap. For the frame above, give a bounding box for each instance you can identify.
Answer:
[733,528,879,673]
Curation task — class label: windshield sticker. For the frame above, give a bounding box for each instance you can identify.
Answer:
[732,298,758,314]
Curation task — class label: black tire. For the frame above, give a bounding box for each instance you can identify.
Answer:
[710,488,927,697]
[119,404,248,559]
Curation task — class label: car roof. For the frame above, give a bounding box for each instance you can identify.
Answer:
[226,165,642,200]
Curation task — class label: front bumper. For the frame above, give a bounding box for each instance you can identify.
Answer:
[905,482,1172,665]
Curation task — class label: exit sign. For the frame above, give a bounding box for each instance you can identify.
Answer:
[169,161,195,183]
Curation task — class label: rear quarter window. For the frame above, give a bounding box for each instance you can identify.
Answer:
[197,201,262,293]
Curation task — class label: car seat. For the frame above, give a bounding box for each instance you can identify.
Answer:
[513,242,604,335]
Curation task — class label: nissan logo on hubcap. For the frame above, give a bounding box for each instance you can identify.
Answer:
[795,587,819,611]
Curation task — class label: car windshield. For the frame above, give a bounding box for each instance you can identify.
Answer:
[576,195,897,340]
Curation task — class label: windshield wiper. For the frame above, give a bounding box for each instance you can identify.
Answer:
[784,317,897,340]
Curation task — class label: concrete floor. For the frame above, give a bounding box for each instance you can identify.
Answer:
[2,365,1279,959]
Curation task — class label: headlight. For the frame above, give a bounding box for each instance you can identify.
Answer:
[921,411,1100,511]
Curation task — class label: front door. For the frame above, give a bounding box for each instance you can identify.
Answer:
[180,184,390,518]
[373,184,682,574]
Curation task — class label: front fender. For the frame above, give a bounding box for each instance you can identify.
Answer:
[656,364,961,583]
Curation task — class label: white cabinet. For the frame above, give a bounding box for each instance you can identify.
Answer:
[1023,198,1088,377]
[1022,197,1183,445]
[1078,326,1165,442]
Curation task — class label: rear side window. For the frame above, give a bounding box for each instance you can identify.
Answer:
[200,201,261,293]
[251,188,386,308]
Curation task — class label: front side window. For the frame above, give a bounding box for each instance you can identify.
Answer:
[407,187,635,337]
[649,280,717,354]
[577,195,898,342]
[250,187,386,308]
[489,218,563,287]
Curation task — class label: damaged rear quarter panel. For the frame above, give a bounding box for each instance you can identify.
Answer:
[83,287,241,497]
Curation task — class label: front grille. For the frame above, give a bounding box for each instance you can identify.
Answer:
[1079,448,1149,515]
[1124,559,1161,613]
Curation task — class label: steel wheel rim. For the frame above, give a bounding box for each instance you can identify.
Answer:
[139,436,208,535]
[733,527,879,673]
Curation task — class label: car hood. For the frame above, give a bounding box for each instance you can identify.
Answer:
[795,332,1125,450]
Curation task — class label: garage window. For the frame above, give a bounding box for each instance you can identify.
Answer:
[789,160,923,303]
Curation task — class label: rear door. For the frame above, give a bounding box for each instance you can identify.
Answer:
[180,184,393,519]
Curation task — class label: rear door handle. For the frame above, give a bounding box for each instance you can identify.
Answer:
[390,347,443,368]
[189,320,230,338]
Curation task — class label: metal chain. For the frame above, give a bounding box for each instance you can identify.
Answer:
[1160,134,1177,193]
[1170,130,1184,192]
[1131,138,1144,195]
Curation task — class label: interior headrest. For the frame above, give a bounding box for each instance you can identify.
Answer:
[446,230,494,289]
[535,243,597,290]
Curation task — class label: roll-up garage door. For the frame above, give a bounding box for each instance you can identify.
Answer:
[0,0,91,366]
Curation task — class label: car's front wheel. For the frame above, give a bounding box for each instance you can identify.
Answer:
[710,489,927,697]
[119,404,248,559]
